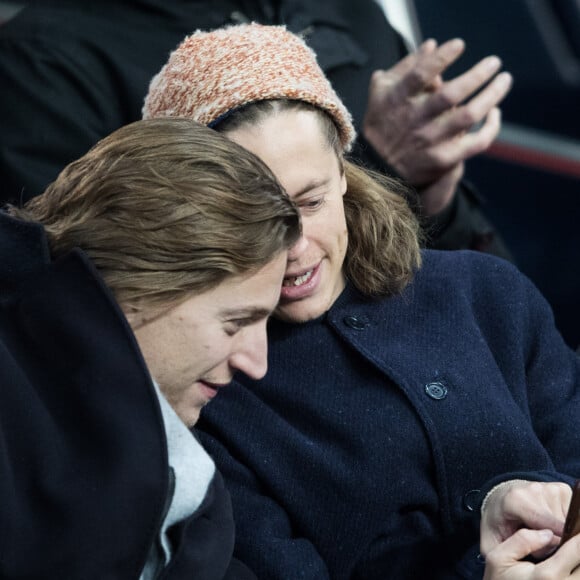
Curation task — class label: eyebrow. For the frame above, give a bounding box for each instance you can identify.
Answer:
[220,307,274,319]
[292,177,330,198]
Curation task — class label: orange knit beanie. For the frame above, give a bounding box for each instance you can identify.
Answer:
[143,23,355,151]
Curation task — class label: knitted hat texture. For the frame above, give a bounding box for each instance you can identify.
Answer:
[143,23,355,151]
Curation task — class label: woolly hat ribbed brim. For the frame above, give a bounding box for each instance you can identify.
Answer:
[143,23,356,151]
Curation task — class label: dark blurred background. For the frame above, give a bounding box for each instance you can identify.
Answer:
[2,0,579,347]
[412,0,580,349]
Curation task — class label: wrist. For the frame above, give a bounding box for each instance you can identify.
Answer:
[481,479,530,515]
[418,182,456,216]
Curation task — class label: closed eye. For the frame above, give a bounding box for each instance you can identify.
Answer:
[223,312,271,337]
[224,318,252,336]
[298,196,325,213]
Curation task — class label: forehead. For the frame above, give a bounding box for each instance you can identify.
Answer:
[226,109,339,195]
[199,252,288,314]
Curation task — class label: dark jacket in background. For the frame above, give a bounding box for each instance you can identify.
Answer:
[0,0,506,256]
[0,211,255,579]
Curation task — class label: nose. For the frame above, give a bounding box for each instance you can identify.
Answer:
[287,232,308,262]
[229,324,269,380]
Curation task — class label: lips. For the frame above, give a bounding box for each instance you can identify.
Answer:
[198,380,226,401]
[282,269,314,287]
[280,262,321,301]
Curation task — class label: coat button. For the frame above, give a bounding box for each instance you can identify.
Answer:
[343,315,369,330]
[424,381,448,400]
[462,489,482,512]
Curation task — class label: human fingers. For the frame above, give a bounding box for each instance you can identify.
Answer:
[375,38,438,84]
[417,89,501,159]
[388,38,466,99]
[429,72,512,142]
[483,529,554,580]
[414,107,501,174]
[483,531,580,579]
[547,533,580,577]
[528,534,580,579]
[421,56,507,120]
[428,74,444,92]
[481,481,571,555]
[502,482,571,532]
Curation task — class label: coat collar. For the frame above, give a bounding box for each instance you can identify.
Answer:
[0,211,51,286]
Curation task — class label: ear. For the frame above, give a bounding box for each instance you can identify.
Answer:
[120,303,143,330]
[337,156,347,196]
[122,301,174,330]
[340,169,347,197]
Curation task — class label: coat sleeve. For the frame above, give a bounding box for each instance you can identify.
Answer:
[519,266,580,479]
[166,469,258,580]
[197,430,332,579]
[465,254,580,506]
[350,134,513,260]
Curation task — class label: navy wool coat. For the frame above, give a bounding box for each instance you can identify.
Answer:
[198,249,580,579]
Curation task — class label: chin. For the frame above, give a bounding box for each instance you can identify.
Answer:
[177,406,201,428]
[275,298,328,324]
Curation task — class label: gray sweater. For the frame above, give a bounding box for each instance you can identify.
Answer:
[141,382,215,580]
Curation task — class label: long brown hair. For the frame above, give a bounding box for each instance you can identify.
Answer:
[215,99,422,297]
[8,118,301,309]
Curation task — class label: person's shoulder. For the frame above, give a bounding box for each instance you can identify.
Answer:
[420,248,522,282]
[415,249,535,306]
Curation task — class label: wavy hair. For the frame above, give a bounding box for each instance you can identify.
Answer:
[214,100,422,297]
[8,118,301,309]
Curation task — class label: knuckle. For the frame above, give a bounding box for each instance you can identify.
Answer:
[507,485,530,503]
[527,481,545,494]
[370,69,385,84]
[519,528,537,541]
[408,68,431,90]
[411,128,432,149]
[433,90,456,110]
[375,76,401,99]
[455,107,477,128]
[427,148,449,168]
[369,70,392,91]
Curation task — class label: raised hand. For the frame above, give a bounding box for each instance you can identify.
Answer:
[362,38,513,215]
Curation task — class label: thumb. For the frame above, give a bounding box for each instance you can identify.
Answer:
[492,529,554,564]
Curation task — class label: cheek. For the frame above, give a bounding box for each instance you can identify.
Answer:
[335,203,349,240]
[336,207,349,260]
[338,226,349,262]
[340,171,347,196]
[162,324,208,374]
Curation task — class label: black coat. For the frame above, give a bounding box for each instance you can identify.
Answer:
[0,211,255,579]
[0,0,507,256]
